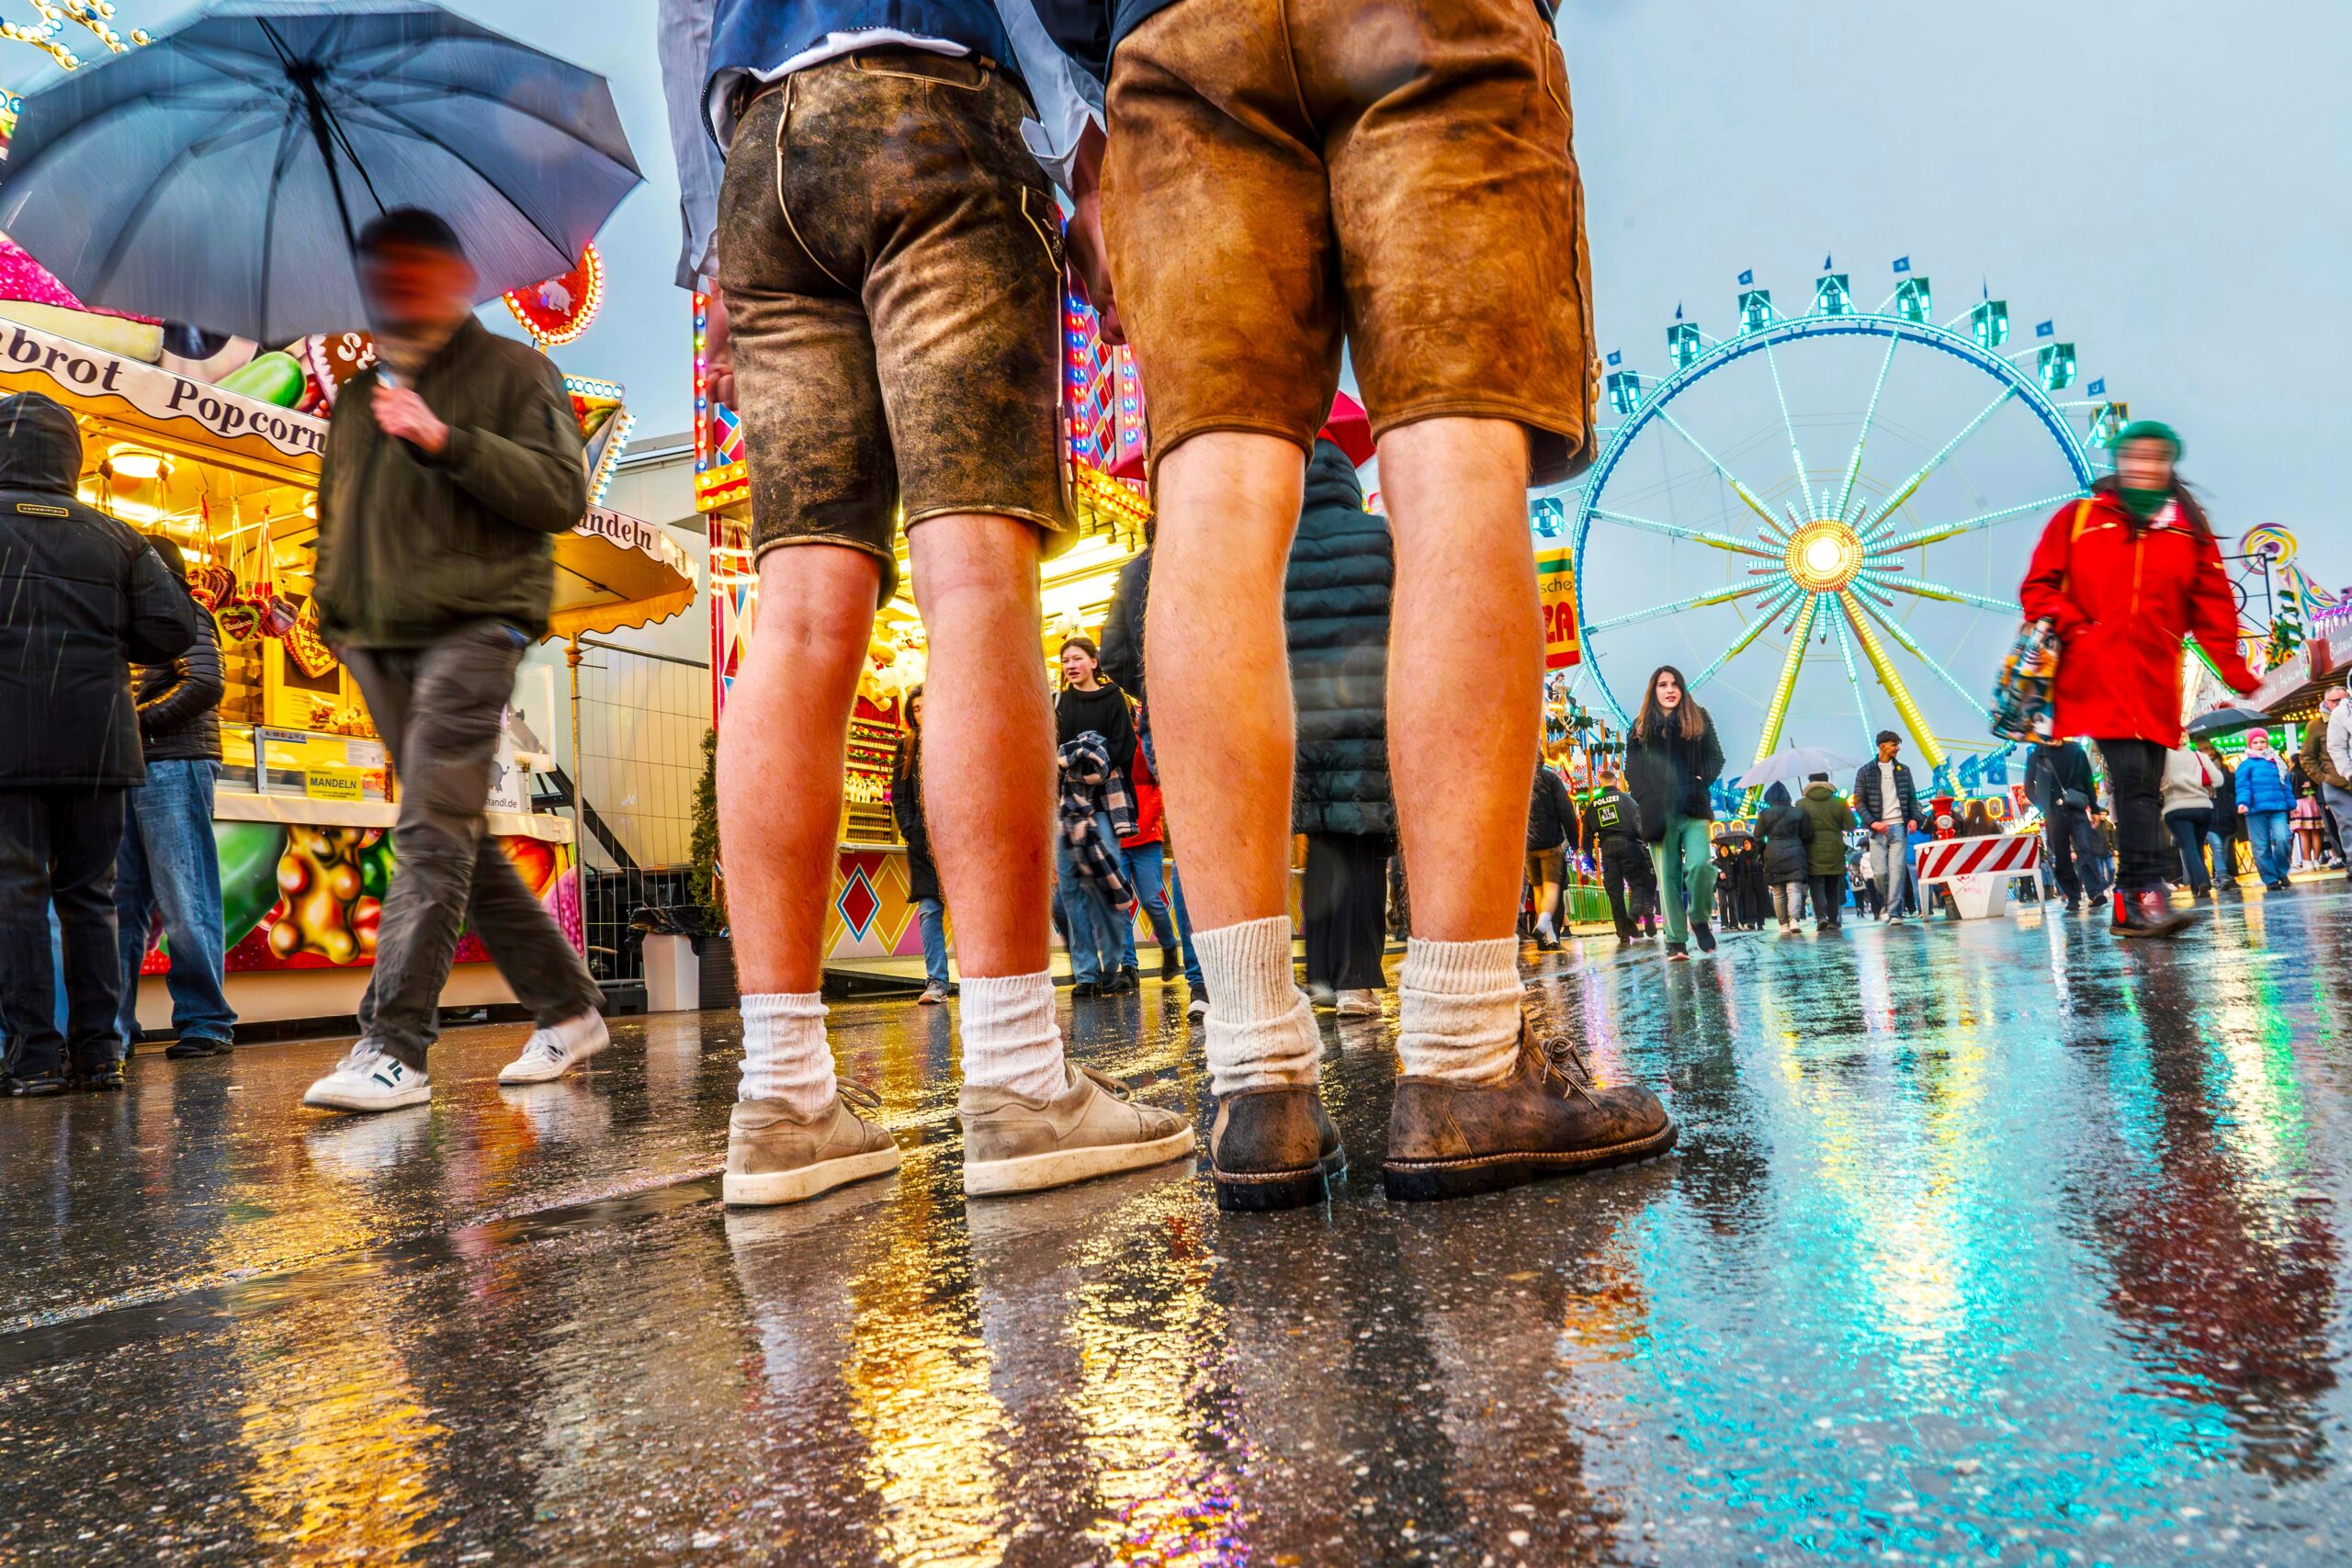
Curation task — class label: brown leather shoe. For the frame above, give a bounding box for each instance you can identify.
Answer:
[1209,1086,1344,1212]
[1383,1021,1675,1202]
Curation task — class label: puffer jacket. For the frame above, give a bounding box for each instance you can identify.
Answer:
[0,391,200,787]
[1625,712,1724,842]
[1285,437,1394,840]
[134,610,225,763]
[1755,784,1812,882]
[1796,782,1856,874]
[2234,750,2294,815]
[2161,747,2216,816]
[1526,761,1575,852]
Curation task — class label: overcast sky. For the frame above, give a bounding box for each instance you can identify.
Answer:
[119,0,2352,563]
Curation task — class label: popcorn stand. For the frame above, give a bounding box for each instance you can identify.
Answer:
[0,310,693,1027]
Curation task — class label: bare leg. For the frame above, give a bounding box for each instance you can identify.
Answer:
[1145,433,1305,931]
[906,514,1053,978]
[1381,417,1541,942]
[718,545,880,995]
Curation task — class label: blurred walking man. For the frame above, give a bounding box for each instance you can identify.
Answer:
[1044,0,1674,1208]
[303,210,609,1112]
[661,0,1191,1203]
[0,392,199,1096]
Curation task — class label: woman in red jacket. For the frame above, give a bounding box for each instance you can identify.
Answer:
[2018,422,2257,937]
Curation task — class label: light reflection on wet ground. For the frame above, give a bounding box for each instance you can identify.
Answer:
[5,888,2352,1563]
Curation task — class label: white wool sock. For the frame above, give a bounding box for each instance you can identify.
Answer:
[739,992,835,1115]
[958,972,1068,1102]
[1535,910,1557,940]
[1195,915,1321,1096]
[1396,936,1523,1084]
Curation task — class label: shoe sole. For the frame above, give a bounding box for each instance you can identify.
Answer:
[302,1085,431,1111]
[1383,1121,1679,1203]
[964,1125,1195,1198]
[1214,1144,1348,1213]
[723,1143,903,1206]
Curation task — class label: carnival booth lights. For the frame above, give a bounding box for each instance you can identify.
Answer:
[0,254,691,1026]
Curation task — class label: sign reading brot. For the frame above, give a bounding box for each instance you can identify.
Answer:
[0,321,326,472]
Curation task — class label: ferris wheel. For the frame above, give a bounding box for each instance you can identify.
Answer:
[1554,260,2129,784]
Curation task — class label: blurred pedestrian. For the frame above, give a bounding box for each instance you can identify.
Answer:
[2028,739,2106,912]
[662,6,1190,1205]
[1755,781,1812,932]
[2160,745,2218,896]
[2301,687,2351,875]
[2234,728,2295,890]
[303,209,609,1111]
[116,540,237,1060]
[2019,422,2257,937]
[1524,758,1574,952]
[1285,434,1394,1014]
[1852,730,1920,922]
[1959,799,1999,836]
[1588,770,1652,942]
[2090,808,2119,893]
[1115,743,1184,990]
[2199,742,2241,890]
[0,391,199,1097]
[893,690,953,1005]
[1797,773,1856,931]
[1626,666,1724,959]
[1054,637,1138,997]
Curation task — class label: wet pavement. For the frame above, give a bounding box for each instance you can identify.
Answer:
[6,887,2352,1565]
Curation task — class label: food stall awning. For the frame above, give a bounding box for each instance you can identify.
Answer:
[551,505,696,641]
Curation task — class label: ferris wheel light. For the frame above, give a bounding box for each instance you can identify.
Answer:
[1805,536,1843,575]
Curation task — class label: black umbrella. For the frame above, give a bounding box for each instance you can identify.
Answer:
[2186,705,2271,740]
[0,1,641,344]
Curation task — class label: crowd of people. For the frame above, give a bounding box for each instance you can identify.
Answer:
[3,2,2325,1258]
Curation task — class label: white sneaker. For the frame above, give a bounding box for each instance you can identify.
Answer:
[302,1042,430,1112]
[1335,988,1380,1017]
[497,1012,610,1084]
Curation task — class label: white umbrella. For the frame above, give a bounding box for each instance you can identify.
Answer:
[1736,744,1864,794]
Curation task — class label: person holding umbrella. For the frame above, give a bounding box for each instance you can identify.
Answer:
[2018,422,2258,938]
[300,211,612,1111]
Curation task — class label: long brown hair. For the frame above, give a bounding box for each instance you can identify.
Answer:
[1634,664,1708,743]
[895,685,923,784]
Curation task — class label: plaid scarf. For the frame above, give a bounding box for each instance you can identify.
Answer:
[1057,732,1135,902]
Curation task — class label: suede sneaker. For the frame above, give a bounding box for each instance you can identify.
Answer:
[723,1081,902,1206]
[1383,1019,1676,1202]
[1209,1086,1344,1212]
[960,1064,1193,1197]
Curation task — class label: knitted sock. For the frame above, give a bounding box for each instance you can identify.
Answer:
[738,992,834,1116]
[1196,915,1320,1096]
[957,972,1068,1102]
[1396,936,1523,1084]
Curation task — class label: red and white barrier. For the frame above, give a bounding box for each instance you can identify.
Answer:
[1912,833,2041,919]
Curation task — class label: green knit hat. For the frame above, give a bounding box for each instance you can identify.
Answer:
[2116,419,2183,460]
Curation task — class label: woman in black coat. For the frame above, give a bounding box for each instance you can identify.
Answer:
[1623,664,1727,957]
[892,690,952,1003]
[1285,436,1394,1009]
[1755,781,1814,931]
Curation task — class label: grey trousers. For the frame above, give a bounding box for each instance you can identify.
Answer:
[345,625,600,1070]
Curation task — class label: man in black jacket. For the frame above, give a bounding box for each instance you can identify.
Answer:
[1852,730,1921,922]
[2028,739,2106,911]
[115,542,238,1062]
[1524,759,1576,951]
[1587,773,1652,942]
[0,391,200,1095]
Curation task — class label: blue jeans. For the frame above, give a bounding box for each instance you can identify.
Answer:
[1053,809,1125,985]
[1116,839,1179,970]
[2245,809,2292,886]
[914,897,949,987]
[1169,863,1204,989]
[115,761,235,1052]
[2206,829,2238,886]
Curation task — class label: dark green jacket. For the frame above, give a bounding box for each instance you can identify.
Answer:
[314,317,587,648]
[1797,783,1857,874]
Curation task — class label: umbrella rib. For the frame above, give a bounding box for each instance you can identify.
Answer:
[256,115,306,341]
[85,107,280,301]
[338,98,583,260]
[342,80,639,179]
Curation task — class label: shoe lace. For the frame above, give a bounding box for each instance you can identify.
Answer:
[336,1042,390,1075]
[1526,1026,1603,1110]
[521,1029,567,1063]
[1076,1066,1134,1102]
[835,1079,885,1114]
